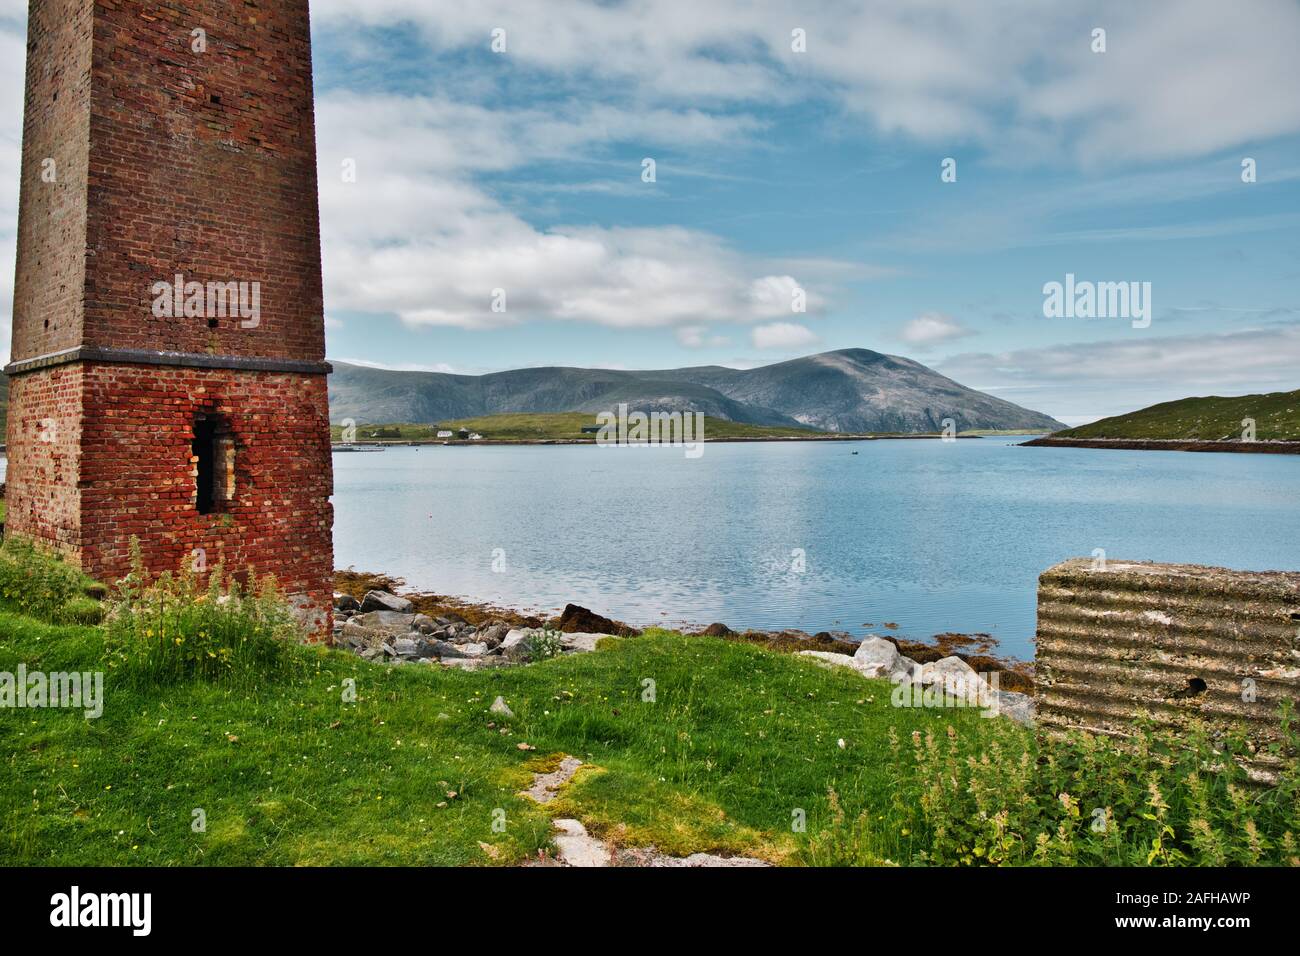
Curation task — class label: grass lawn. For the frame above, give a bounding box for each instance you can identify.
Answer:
[0,606,1004,866]
[5,540,1295,867]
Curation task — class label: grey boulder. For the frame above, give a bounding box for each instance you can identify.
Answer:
[500,628,538,661]
[360,590,414,614]
[853,636,902,678]
[994,691,1036,726]
[351,610,416,635]
[919,656,991,702]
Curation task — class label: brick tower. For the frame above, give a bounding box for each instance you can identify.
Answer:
[5,0,334,636]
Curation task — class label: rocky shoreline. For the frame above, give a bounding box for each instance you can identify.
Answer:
[795,637,1035,725]
[1022,436,1300,454]
[332,588,634,670]
[331,579,1036,725]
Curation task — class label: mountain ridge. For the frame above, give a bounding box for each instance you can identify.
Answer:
[327,348,1066,433]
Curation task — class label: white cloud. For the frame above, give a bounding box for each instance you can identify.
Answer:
[898,312,974,347]
[316,92,825,331]
[943,326,1300,386]
[5,0,1300,362]
[938,324,1300,420]
[332,357,462,374]
[676,325,730,349]
[315,0,1300,165]
[751,322,820,350]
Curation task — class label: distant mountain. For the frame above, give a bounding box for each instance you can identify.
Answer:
[329,348,1066,433]
[1052,389,1300,441]
[0,350,1064,438]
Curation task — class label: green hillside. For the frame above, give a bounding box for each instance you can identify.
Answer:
[1057,389,1300,441]
[333,412,827,442]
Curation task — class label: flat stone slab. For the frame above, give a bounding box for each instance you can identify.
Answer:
[545,819,770,868]
[522,756,585,804]
[612,848,770,867]
[560,632,617,653]
[551,819,611,867]
[438,657,501,671]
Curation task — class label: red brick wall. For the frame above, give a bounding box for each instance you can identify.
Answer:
[10,0,94,363]
[9,0,319,363]
[7,364,334,636]
[3,364,86,552]
[78,364,334,632]
[82,0,325,360]
[6,0,335,639]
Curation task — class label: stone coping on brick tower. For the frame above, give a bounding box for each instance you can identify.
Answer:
[4,346,332,377]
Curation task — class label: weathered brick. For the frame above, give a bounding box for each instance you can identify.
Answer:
[6,0,333,639]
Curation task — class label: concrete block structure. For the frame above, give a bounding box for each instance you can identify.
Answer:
[1035,558,1300,770]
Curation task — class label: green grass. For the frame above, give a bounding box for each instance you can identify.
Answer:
[331,422,437,442]
[0,537,101,624]
[958,428,1048,437]
[1056,389,1300,441]
[4,541,1296,867]
[331,412,828,443]
[0,602,1002,865]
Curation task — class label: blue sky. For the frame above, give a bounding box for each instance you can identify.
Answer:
[3,1,1299,423]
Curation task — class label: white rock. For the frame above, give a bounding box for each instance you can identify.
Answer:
[560,632,615,653]
[854,636,899,670]
[855,636,925,683]
[459,642,489,658]
[860,638,923,684]
[551,819,610,867]
[994,691,1036,726]
[797,650,859,671]
[919,656,990,703]
[439,657,495,671]
[360,590,413,614]
[500,628,536,660]
[341,619,387,644]
[893,655,921,683]
[798,648,915,683]
[490,696,514,718]
[663,853,770,868]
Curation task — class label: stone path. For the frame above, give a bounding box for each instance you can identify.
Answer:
[520,754,771,868]
[522,756,584,803]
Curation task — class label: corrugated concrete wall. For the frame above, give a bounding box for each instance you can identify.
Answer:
[1035,558,1300,759]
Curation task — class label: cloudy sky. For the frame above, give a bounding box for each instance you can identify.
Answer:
[2,1,1299,423]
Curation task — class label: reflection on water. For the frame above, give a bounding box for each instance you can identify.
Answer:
[5,444,1296,659]
[329,439,1300,659]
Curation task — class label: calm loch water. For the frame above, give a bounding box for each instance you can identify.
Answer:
[327,438,1300,659]
[4,441,1294,660]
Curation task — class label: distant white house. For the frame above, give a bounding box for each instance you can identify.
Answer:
[469,432,484,441]
[436,430,453,438]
